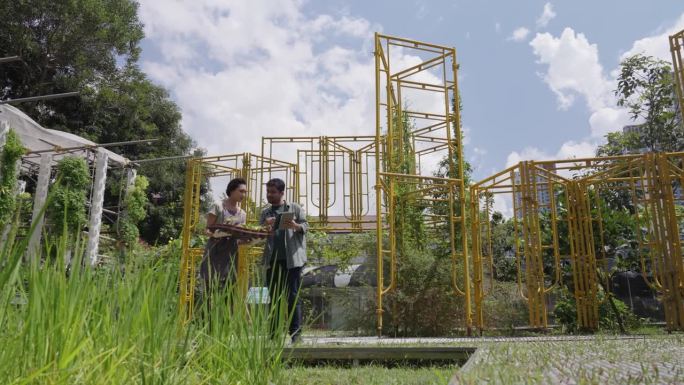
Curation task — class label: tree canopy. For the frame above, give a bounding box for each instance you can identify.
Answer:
[0,0,198,244]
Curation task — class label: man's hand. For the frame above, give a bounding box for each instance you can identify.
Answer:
[283,219,301,231]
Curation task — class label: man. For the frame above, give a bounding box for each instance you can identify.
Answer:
[260,178,308,344]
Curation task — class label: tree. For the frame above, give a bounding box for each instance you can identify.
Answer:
[603,54,684,154]
[0,1,199,244]
[488,212,517,282]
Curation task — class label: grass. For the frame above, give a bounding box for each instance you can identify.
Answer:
[451,335,684,384]
[1,204,680,385]
[0,224,289,385]
[281,365,456,385]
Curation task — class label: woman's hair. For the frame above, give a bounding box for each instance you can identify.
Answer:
[226,177,247,197]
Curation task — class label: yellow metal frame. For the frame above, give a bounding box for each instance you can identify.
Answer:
[471,161,566,329]
[670,28,684,123]
[179,153,297,321]
[261,136,378,232]
[374,33,470,335]
[176,31,684,334]
[471,153,684,331]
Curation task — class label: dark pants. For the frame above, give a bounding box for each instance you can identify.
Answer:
[267,259,302,337]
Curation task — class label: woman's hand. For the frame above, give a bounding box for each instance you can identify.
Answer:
[263,217,276,231]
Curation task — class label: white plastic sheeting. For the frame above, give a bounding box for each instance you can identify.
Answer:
[0,104,128,166]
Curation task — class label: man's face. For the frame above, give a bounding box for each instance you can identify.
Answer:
[266,185,284,205]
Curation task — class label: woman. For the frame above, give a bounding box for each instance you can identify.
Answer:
[199,177,248,299]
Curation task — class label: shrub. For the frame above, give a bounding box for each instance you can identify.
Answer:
[0,129,25,229]
[553,287,643,333]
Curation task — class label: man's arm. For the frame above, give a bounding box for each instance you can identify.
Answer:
[295,204,308,234]
[259,208,268,226]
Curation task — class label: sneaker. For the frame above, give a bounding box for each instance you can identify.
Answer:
[291,333,302,345]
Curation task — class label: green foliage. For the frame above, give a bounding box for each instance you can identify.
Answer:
[0,0,143,102]
[0,232,287,384]
[553,287,643,333]
[0,130,24,229]
[46,157,90,237]
[482,281,529,330]
[601,54,684,154]
[0,1,199,245]
[488,211,517,282]
[118,175,149,248]
[307,231,371,270]
[388,111,426,253]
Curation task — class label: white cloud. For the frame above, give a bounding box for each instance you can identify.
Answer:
[492,195,513,218]
[620,13,684,62]
[516,26,635,172]
[508,27,530,42]
[505,140,596,167]
[138,0,382,160]
[506,146,553,167]
[536,2,556,29]
[529,28,610,112]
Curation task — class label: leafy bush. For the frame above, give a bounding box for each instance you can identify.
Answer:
[482,281,529,331]
[46,156,90,238]
[553,287,643,333]
[118,175,149,248]
[0,129,25,229]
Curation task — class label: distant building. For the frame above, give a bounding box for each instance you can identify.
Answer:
[513,163,556,218]
[621,124,649,154]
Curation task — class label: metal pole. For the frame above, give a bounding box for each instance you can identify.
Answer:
[85,149,109,266]
[0,56,21,64]
[26,138,160,155]
[0,92,80,104]
[27,153,52,263]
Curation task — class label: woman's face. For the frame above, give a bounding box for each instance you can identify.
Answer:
[229,184,248,202]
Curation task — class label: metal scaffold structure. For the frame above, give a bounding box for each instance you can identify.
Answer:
[261,136,378,233]
[471,153,684,332]
[177,29,684,334]
[178,153,297,320]
[373,33,470,335]
[179,34,472,333]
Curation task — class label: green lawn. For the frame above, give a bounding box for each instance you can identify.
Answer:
[452,335,684,384]
[281,366,455,385]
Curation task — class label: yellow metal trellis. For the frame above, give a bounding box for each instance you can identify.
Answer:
[178,153,297,322]
[374,33,470,335]
[471,153,684,332]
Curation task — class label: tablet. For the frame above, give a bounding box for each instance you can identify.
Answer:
[277,212,295,230]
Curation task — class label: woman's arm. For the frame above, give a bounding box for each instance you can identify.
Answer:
[205,212,217,236]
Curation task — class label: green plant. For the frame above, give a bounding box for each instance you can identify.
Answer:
[118,175,149,248]
[0,129,25,229]
[46,156,90,240]
[553,287,643,333]
[0,218,289,384]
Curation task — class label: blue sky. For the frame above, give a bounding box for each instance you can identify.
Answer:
[137,0,684,187]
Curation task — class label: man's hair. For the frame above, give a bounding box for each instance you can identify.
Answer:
[266,178,286,193]
[226,177,247,197]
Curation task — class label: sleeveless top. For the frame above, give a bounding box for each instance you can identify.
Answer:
[210,201,247,227]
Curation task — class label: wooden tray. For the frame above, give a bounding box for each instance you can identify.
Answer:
[207,223,271,239]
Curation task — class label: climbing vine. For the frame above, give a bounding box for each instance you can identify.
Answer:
[0,129,25,228]
[47,156,90,238]
[119,175,149,248]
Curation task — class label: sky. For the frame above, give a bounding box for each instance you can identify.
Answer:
[136,0,684,213]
